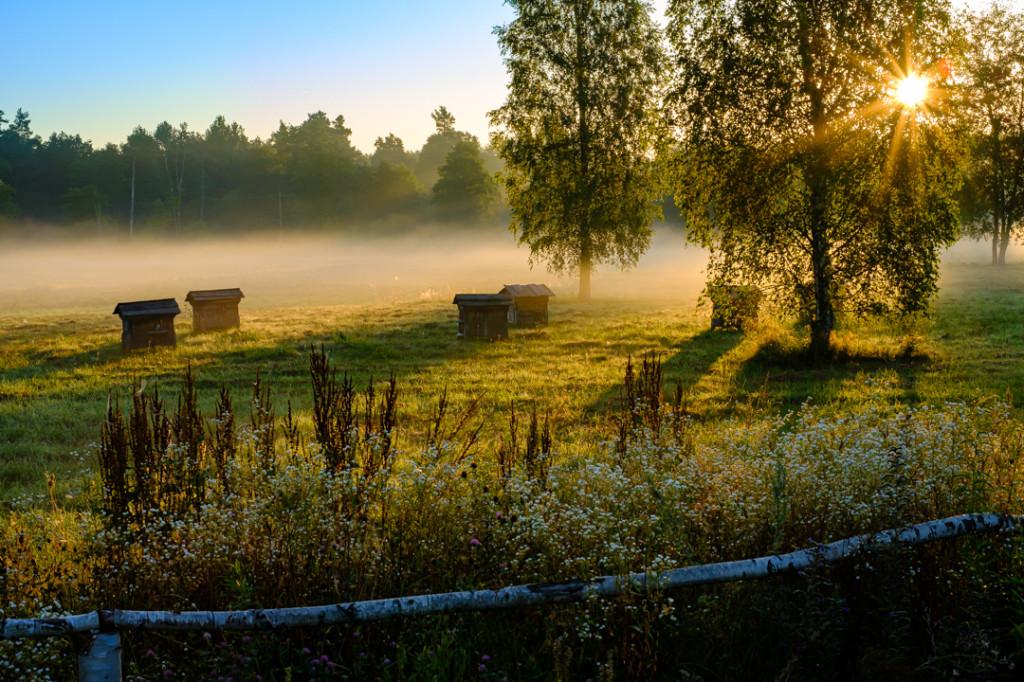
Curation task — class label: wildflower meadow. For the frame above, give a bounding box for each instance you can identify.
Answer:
[1,263,1023,679]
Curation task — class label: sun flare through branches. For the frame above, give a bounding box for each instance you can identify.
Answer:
[894,73,929,109]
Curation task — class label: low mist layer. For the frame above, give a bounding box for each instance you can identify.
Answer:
[0,228,709,315]
[0,228,1011,319]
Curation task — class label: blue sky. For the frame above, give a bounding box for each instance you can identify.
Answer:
[3,1,525,153]
[0,0,1008,155]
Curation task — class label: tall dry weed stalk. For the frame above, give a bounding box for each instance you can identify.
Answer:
[99,392,129,520]
[99,366,234,523]
[169,361,206,513]
[497,400,551,486]
[308,343,398,478]
[207,385,236,492]
[616,352,663,459]
[310,343,353,471]
[281,400,302,454]
[425,385,483,465]
[360,373,399,478]
[249,369,275,472]
[98,380,170,524]
[129,381,168,518]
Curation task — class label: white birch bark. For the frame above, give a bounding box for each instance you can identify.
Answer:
[76,631,121,681]
[1,513,1019,640]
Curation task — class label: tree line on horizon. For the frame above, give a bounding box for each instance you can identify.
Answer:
[0,105,503,235]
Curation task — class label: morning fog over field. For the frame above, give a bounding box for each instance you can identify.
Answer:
[0,228,1010,317]
[0,226,711,314]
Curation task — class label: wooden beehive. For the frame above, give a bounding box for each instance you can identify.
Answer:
[112,299,180,352]
[499,284,555,327]
[708,285,762,330]
[185,288,244,333]
[452,294,514,340]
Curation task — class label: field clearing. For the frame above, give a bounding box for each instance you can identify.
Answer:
[1,232,1023,501]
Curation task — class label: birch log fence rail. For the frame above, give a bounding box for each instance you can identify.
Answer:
[3,513,1021,681]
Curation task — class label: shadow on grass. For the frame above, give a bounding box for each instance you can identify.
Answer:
[0,306,497,494]
[2,307,489,399]
[583,328,745,418]
[23,340,124,371]
[732,335,932,412]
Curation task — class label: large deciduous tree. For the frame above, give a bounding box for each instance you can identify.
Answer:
[668,0,965,359]
[491,0,666,300]
[960,2,1024,265]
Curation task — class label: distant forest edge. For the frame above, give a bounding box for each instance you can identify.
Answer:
[0,106,526,237]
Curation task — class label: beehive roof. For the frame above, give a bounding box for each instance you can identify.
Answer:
[500,284,555,298]
[113,298,181,318]
[452,293,514,307]
[185,288,245,304]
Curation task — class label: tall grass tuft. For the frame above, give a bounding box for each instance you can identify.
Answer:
[281,400,301,454]
[169,361,206,513]
[308,343,399,478]
[98,373,211,523]
[359,372,398,479]
[129,381,168,521]
[98,392,129,521]
[309,342,352,472]
[617,352,665,459]
[523,402,552,486]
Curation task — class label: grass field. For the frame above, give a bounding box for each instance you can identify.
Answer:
[1,236,1021,501]
[1,233,1023,679]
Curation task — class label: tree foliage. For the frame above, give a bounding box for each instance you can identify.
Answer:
[270,112,365,221]
[960,2,1024,265]
[365,162,426,218]
[0,179,17,219]
[433,140,499,219]
[668,0,966,359]
[491,0,666,300]
[371,133,411,168]
[414,107,478,191]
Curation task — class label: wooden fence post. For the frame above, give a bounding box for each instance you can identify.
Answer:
[75,631,122,682]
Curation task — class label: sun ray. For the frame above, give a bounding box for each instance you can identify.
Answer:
[882,110,911,186]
